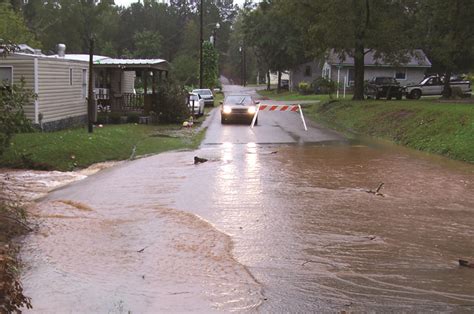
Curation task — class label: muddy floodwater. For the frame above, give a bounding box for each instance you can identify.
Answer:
[16,139,474,312]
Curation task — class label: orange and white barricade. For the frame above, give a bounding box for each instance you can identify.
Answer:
[251,104,308,131]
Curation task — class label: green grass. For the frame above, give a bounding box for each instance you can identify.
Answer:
[257,90,352,102]
[1,124,206,171]
[306,98,474,163]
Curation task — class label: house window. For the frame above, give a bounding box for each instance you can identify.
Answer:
[0,67,13,86]
[348,68,355,85]
[69,68,73,85]
[395,69,406,80]
[304,65,312,77]
[82,69,87,99]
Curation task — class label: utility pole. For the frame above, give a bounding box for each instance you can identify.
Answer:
[242,43,246,87]
[199,0,204,89]
[87,37,94,133]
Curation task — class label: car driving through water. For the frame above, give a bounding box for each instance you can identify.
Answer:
[220,94,259,125]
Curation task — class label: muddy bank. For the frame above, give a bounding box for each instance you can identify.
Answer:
[0,161,120,312]
[307,100,474,163]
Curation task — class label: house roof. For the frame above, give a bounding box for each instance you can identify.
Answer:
[63,54,169,71]
[61,54,109,62]
[94,57,169,71]
[326,49,431,68]
[7,52,169,71]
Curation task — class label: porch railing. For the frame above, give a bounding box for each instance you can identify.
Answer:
[97,93,145,114]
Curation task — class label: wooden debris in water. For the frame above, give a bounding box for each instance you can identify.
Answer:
[459,259,474,268]
[194,156,208,164]
[366,182,385,197]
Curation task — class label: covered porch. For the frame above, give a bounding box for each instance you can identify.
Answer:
[93,58,169,115]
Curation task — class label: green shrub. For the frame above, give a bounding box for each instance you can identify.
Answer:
[313,77,338,96]
[108,112,123,124]
[152,80,189,123]
[298,81,312,95]
[96,112,108,124]
[127,112,140,123]
[0,80,34,157]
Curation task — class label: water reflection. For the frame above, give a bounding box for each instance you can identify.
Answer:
[176,143,474,312]
[17,140,474,313]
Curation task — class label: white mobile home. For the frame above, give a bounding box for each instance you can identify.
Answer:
[0,46,169,131]
[1,52,91,130]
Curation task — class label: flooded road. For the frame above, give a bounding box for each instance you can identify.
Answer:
[16,85,474,312]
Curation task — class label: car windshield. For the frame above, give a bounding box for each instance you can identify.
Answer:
[193,89,212,95]
[224,95,253,105]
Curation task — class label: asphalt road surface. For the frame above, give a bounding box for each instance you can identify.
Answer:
[203,84,344,146]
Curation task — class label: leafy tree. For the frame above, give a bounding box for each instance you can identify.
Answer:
[242,0,304,91]
[133,30,162,58]
[201,41,219,89]
[283,0,414,100]
[0,3,39,47]
[413,0,474,97]
[177,19,200,58]
[171,54,198,86]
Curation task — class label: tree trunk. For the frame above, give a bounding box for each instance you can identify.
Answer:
[266,71,271,91]
[442,70,452,98]
[353,41,365,100]
[277,71,282,93]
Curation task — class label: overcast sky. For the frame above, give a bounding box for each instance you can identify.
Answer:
[114,0,250,8]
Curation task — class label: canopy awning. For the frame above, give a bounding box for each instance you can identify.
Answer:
[94,58,169,71]
[62,54,169,71]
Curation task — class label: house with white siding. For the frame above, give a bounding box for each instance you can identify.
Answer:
[0,45,169,130]
[290,49,432,91]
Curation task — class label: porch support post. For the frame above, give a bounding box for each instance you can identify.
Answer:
[143,70,148,95]
[152,69,156,95]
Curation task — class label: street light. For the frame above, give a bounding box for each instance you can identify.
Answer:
[210,22,220,47]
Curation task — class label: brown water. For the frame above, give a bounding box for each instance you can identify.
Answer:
[14,140,474,312]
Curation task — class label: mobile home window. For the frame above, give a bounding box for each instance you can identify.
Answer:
[82,69,87,99]
[395,69,406,80]
[69,68,73,85]
[0,67,13,86]
[304,65,312,77]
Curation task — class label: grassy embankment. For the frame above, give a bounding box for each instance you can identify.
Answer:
[0,93,223,172]
[0,92,225,172]
[258,90,474,163]
[258,89,333,101]
[312,100,474,163]
[0,123,206,172]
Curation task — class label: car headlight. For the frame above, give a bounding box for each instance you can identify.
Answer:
[223,106,232,114]
[247,106,256,114]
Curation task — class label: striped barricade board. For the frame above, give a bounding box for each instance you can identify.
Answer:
[251,104,308,131]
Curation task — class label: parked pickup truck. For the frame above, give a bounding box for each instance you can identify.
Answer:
[405,76,472,99]
[365,77,404,100]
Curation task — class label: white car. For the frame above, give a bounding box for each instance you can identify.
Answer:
[188,93,205,116]
[192,89,214,107]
